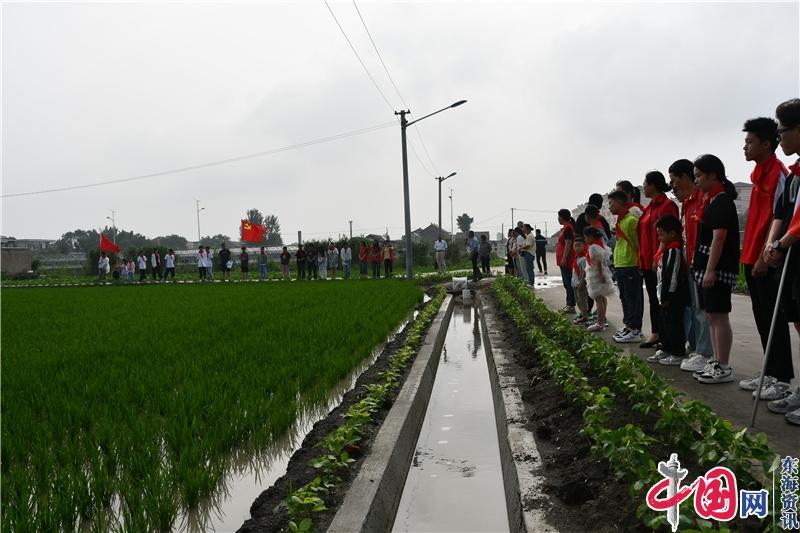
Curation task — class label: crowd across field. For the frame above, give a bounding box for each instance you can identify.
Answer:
[505,97,800,427]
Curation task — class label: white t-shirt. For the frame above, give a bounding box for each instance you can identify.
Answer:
[137,255,147,269]
[197,250,206,266]
[151,254,159,267]
[341,247,352,263]
[98,256,110,273]
[434,240,448,252]
[165,254,175,268]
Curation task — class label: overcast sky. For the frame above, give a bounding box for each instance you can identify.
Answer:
[2,1,799,243]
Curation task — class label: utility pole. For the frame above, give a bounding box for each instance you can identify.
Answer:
[511,207,515,229]
[435,173,457,240]
[349,220,353,240]
[395,109,414,280]
[106,210,116,243]
[449,188,454,242]
[195,200,205,244]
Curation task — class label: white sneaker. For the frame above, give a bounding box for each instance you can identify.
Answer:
[647,350,669,363]
[768,390,800,414]
[614,330,644,343]
[586,322,607,332]
[786,407,800,426]
[659,355,685,366]
[680,353,708,372]
[693,359,717,380]
[739,374,775,392]
[696,362,734,384]
[753,381,791,401]
[615,326,629,337]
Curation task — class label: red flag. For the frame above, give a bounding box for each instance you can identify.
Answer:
[240,219,267,243]
[99,233,121,254]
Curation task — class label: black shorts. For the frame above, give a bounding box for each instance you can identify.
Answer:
[222,265,231,272]
[698,283,732,314]
[782,274,800,323]
[241,265,249,273]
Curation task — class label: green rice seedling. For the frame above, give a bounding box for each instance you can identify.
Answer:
[1,280,421,530]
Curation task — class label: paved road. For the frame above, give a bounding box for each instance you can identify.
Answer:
[501,252,799,459]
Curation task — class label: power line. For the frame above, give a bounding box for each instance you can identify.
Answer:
[351,0,441,175]
[324,0,395,113]
[408,141,436,177]
[2,121,397,198]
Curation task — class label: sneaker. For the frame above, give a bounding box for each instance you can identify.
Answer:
[659,355,685,366]
[768,390,800,414]
[647,350,669,363]
[786,407,800,426]
[614,326,629,337]
[586,322,607,332]
[752,381,792,401]
[680,353,709,372]
[693,359,717,380]
[696,363,734,384]
[739,374,775,392]
[573,316,589,325]
[560,305,576,314]
[614,330,643,343]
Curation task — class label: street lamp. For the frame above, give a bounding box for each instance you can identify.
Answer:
[435,172,456,240]
[396,99,467,280]
[106,210,116,243]
[196,200,205,243]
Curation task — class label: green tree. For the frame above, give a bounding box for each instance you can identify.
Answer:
[246,209,264,226]
[200,234,232,248]
[153,234,189,250]
[264,214,283,246]
[456,213,474,233]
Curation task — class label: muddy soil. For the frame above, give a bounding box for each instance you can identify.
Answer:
[484,288,766,533]
[239,287,441,533]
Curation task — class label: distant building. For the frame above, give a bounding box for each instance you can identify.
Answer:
[0,236,55,250]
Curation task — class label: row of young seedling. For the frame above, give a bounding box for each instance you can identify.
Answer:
[493,275,782,532]
[284,287,447,533]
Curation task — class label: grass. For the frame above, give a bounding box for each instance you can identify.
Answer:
[1,280,422,531]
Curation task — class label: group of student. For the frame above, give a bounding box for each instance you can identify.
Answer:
[505,226,550,283]
[547,98,800,426]
[99,248,180,282]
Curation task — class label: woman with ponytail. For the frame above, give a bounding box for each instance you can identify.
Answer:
[691,154,739,384]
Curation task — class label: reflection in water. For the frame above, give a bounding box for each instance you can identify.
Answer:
[472,307,481,359]
[174,309,418,533]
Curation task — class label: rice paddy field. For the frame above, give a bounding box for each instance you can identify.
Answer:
[1,280,423,531]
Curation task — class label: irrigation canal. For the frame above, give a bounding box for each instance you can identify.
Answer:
[392,301,509,533]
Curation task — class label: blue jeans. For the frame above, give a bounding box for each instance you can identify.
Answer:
[260,264,267,280]
[521,251,535,286]
[343,262,351,279]
[684,273,713,357]
[616,266,643,331]
[559,265,575,307]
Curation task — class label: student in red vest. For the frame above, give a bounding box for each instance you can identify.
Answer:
[556,209,576,313]
[737,117,794,400]
[764,98,800,425]
[692,155,740,384]
[638,171,679,348]
[358,241,369,278]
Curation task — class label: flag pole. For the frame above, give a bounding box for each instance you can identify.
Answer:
[749,246,793,428]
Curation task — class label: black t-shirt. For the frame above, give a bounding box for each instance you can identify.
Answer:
[240,252,249,266]
[534,235,547,252]
[774,170,800,275]
[692,192,740,285]
[296,250,307,262]
[219,248,231,266]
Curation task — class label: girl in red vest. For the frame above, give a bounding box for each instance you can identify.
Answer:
[638,171,679,348]
[556,209,577,313]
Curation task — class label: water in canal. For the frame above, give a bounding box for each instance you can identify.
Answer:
[392,301,509,533]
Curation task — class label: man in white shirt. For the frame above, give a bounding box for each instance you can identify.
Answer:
[434,237,448,273]
[98,252,110,281]
[341,243,353,279]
